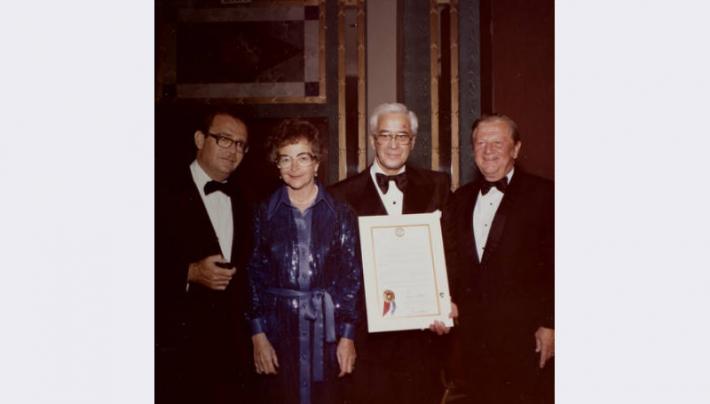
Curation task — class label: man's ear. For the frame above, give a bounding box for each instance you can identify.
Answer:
[194,130,205,150]
[513,141,522,159]
[409,135,416,150]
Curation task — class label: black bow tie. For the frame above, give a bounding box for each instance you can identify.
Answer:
[479,177,508,195]
[375,172,408,194]
[204,180,230,196]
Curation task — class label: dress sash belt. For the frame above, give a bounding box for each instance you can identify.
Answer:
[267,288,336,381]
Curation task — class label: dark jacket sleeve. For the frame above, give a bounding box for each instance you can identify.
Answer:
[245,204,270,335]
[534,181,555,329]
[332,204,363,339]
[435,171,452,211]
[441,189,462,305]
[155,189,194,350]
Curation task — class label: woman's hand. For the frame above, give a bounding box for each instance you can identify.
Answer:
[252,333,279,375]
[336,337,356,377]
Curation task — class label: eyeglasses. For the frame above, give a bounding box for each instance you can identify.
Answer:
[207,132,249,152]
[276,153,317,169]
[374,131,414,146]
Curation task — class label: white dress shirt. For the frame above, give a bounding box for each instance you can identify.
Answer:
[473,168,514,261]
[190,160,234,261]
[370,161,405,215]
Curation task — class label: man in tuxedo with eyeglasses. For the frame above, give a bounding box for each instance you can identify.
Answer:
[442,113,554,404]
[329,102,451,404]
[156,110,255,404]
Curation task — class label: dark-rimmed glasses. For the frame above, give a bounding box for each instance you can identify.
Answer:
[207,132,249,152]
[276,153,317,169]
[374,131,414,146]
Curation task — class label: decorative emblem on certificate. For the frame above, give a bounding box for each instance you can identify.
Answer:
[382,289,397,316]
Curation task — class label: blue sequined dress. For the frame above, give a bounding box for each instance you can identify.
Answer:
[246,185,362,404]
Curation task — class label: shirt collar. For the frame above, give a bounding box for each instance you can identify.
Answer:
[480,167,515,183]
[266,182,335,220]
[190,159,225,196]
[478,167,515,196]
[370,160,406,176]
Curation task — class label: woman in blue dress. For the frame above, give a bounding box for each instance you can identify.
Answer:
[246,119,362,404]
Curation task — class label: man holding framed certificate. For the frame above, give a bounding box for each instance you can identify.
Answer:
[329,102,451,404]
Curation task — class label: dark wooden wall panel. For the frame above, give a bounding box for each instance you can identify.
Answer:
[458,0,482,185]
[482,0,554,180]
[401,0,432,168]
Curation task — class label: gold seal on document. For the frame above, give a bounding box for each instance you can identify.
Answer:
[382,290,397,316]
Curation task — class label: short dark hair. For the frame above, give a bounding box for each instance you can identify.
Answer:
[199,110,243,135]
[267,119,322,162]
[471,113,520,143]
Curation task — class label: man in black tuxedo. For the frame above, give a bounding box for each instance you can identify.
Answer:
[156,110,255,404]
[329,102,451,404]
[442,113,554,404]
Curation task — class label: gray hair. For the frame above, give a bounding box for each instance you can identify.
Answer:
[368,102,419,136]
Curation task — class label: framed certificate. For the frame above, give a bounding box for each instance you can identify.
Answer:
[358,211,453,333]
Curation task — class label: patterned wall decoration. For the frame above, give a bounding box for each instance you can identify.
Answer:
[174,0,326,103]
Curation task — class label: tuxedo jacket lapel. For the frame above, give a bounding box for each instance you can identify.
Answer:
[463,184,482,266]
[482,211,506,265]
[354,170,388,216]
[480,173,521,265]
[402,166,430,214]
[181,171,223,262]
[229,187,243,264]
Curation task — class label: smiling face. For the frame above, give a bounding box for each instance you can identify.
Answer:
[472,119,521,181]
[277,139,320,192]
[370,112,416,175]
[194,113,248,181]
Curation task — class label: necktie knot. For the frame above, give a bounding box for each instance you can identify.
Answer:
[204,180,230,196]
[375,172,408,194]
[479,177,508,195]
